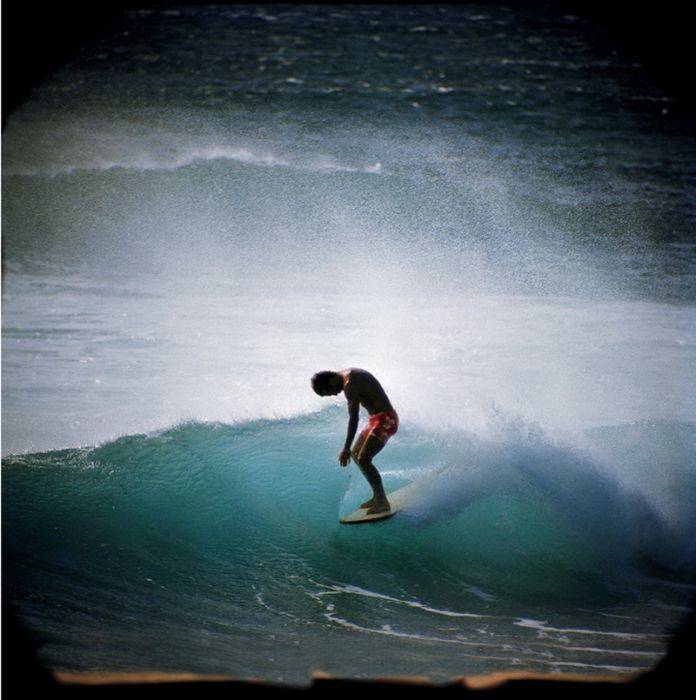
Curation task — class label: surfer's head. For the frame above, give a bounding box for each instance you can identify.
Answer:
[311,371,342,396]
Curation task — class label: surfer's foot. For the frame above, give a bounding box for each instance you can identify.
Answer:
[360,497,376,509]
[366,500,390,515]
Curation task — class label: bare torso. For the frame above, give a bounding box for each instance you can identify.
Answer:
[338,368,393,415]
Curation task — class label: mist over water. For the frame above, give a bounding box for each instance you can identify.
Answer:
[2,4,695,683]
[4,116,694,452]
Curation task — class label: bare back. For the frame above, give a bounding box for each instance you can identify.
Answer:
[338,368,393,415]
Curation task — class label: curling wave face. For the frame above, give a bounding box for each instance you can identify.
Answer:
[3,414,695,680]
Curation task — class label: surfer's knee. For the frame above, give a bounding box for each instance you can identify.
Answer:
[357,456,378,478]
[351,447,372,472]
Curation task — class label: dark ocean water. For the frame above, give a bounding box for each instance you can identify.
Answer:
[3,4,695,685]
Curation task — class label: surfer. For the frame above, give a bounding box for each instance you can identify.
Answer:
[311,368,398,514]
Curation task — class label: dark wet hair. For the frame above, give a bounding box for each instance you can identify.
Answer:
[311,371,338,394]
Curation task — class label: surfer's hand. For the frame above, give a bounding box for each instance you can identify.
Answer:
[339,449,352,467]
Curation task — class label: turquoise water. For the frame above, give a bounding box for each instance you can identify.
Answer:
[3,416,694,681]
[3,4,695,684]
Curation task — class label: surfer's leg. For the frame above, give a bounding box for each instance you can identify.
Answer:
[350,434,376,509]
[352,435,390,514]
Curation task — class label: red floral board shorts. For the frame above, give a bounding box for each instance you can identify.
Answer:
[360,410,399,445]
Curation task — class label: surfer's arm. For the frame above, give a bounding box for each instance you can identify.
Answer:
[339,400,360,466]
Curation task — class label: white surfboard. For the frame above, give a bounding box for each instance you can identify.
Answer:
[340,482,416,524]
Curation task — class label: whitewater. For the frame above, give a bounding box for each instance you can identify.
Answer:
[3,4,695,685]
